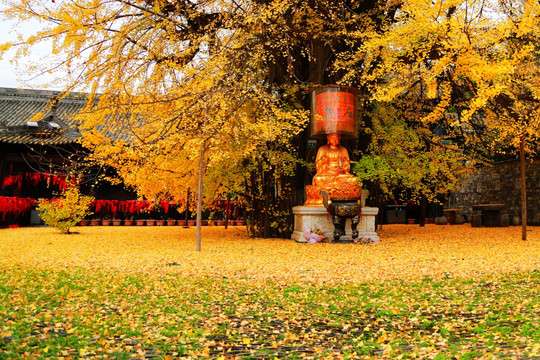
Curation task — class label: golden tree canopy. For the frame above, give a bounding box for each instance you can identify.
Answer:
[1,0,319,202]
[337,0,540,151]
[5,0,540,212]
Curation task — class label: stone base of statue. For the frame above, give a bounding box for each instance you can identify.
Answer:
[291,206,379,243]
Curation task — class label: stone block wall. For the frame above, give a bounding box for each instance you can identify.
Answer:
[449,159,540,224]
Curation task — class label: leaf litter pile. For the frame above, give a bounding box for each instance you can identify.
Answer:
[0,225,539,359]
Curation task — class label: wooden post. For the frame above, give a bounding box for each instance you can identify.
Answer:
[196,140,205,252]
[0,157,5,195]
[519,139,527,241]
[225,193,230,229]
[184,188,190,227]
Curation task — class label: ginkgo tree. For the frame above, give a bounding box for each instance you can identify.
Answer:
[0,0,395,239]
[482,52,540,241]
[354,99,475,225]
[1,0,310,238]
[9,0,539,241]
[338,0,540,239]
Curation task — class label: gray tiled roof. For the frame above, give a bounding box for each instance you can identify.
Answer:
[0,87,88,145]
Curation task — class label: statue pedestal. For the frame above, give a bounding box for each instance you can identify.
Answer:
[291,206,380,242]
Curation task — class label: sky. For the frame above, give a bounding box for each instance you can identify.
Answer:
[0,7,61,90]
[0,14,23,88]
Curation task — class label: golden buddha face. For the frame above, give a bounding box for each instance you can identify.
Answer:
[327,133,341,147]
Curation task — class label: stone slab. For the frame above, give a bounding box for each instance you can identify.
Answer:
[291,206,379,242]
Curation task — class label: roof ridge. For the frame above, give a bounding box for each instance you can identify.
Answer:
[0,87,88,102]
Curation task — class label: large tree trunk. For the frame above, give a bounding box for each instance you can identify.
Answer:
[519,138,527,241]
[419,195,427,227]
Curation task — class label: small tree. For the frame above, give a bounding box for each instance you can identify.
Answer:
[37,186,94,234]
[354,102,475,211]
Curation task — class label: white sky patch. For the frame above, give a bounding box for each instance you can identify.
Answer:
[0,4,64,90]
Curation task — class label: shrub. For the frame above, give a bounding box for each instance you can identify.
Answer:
[37,187,94,234]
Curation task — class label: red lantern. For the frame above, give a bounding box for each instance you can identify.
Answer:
[310,86,358,139]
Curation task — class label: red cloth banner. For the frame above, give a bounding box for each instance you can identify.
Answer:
[0,196,36,221]
[1,172,67,190]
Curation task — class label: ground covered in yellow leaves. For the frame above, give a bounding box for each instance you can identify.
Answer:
[1,224,540,283]
[1,225,539,359]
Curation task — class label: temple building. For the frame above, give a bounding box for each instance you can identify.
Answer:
[0,87,135,226]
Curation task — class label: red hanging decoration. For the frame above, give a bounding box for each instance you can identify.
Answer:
[0,197,36,221]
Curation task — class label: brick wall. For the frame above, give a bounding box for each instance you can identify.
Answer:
[449,159,540,224]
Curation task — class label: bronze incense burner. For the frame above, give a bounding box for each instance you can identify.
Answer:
[321,191,361,242]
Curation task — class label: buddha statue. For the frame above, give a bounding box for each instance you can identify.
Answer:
[304,133,362,206]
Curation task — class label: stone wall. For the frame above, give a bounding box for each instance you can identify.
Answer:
[449,159,540,224]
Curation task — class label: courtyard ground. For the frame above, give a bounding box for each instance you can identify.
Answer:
[0,225,539,359]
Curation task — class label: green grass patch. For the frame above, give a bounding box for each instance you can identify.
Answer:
[0,266,539,359]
